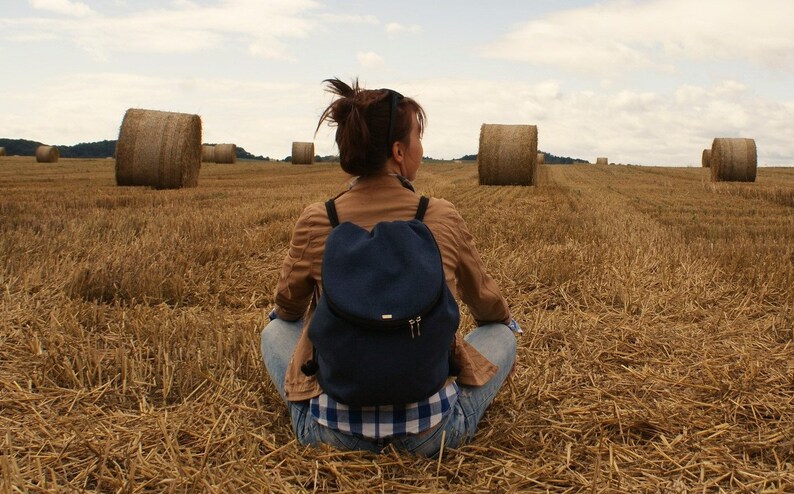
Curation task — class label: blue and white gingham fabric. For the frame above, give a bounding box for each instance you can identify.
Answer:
[310,381,459,439]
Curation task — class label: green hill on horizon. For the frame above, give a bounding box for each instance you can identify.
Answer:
[0,138,268,160]
[1,138,590,163]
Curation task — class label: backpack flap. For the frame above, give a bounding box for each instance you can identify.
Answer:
[321,220,445,328]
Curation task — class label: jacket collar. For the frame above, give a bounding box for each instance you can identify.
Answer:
[349,173,415,192]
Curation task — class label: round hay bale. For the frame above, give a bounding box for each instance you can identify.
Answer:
[214,143,236,164]
[596,157,608,166]
[537,152,545,165]
[35,145,59,163]
[477,124,538,186]
[291,142,315,165]
[710,138,756,182]
[202,145,215,163]
[115,108,202,189]
[701,149,711,168]
[0,147,6,156]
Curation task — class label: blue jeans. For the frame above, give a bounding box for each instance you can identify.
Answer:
[260,319,517,457]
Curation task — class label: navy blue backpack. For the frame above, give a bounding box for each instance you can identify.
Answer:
[305,196,460,406]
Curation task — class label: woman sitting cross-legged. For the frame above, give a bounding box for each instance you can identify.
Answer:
[260,77,521,457]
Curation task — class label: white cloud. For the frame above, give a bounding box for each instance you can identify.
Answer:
[385,22,421,34]
[1,73,790,165]
[357,51,385,68]
[29,0,94,17]
[2,2,792,166]
[9,0,321,60]
[481,0,794,75]
[0,72,328,159]
[170,0,199,7]
[248,39,296,61]
[394,77,792,165]
[318,13,378,24]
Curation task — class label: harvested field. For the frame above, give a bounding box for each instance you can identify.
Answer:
[1,157,792,493]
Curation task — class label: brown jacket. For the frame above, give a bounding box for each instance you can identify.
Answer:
[273,174,511,402]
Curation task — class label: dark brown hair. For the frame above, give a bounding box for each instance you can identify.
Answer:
[316,78,426,176]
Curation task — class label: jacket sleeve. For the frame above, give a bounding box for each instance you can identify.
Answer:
[452,209,511,325]
[273,205,321,321]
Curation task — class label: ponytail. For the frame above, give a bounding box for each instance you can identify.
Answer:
[316,77,425,176]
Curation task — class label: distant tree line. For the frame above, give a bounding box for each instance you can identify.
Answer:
[457,151,588,164]
[0,138,118,158]
[282,155,339,162]
[236,148,268,160]
[0,138,269,160]
[540,151,590,164]
[0,138,50,156]
[204,143,268,161]
[2,138,588,164]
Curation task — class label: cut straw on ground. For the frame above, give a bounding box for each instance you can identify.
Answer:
[0,159,792,492]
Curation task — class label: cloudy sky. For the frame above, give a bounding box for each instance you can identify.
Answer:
[2,0,793,165]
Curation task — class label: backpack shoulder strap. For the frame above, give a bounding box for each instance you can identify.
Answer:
[414,196,429,221]
[325,199,340,228]
[327,195,428,226]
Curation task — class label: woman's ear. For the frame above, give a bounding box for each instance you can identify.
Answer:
[391,141,405,164]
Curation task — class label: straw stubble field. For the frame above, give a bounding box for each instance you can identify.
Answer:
[1,157,792,493]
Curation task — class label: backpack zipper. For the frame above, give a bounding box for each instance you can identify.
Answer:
[324,287,437,336]
[409,316,422,338]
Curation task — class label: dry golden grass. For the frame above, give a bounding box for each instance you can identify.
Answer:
[1,156,792,493]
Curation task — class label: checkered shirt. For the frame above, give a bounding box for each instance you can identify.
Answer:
[310,381,459,439]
